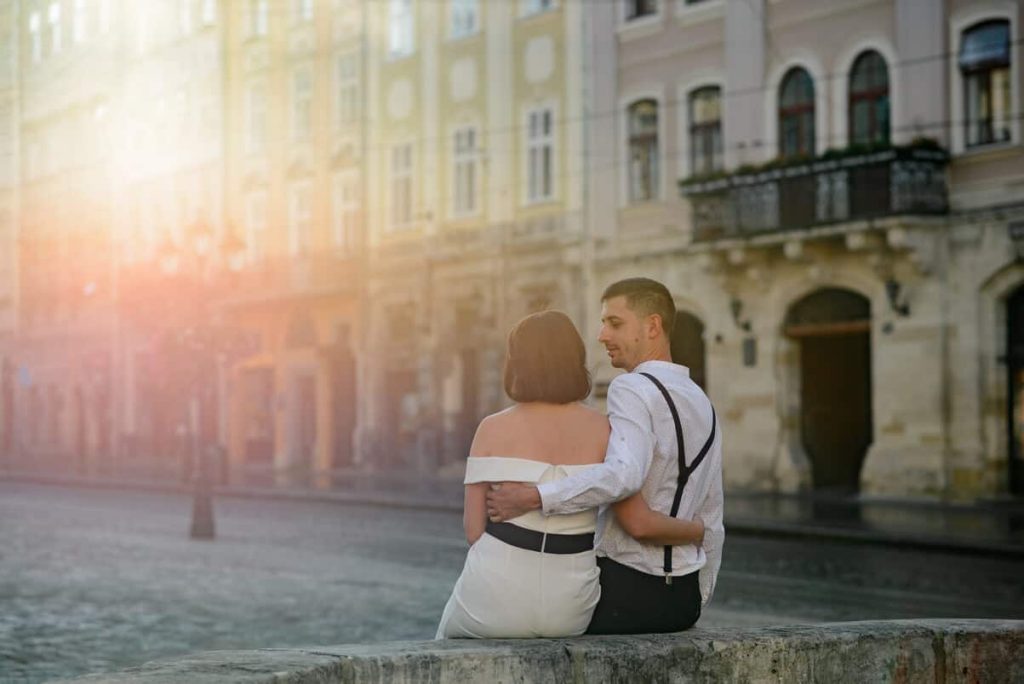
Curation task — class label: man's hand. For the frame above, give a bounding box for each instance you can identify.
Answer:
[485,482,542,522]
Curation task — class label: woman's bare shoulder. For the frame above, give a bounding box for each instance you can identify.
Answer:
[470,407,517,457]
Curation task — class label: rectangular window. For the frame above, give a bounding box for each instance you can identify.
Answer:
[291,67,312,142]
[522,0,554,15]
[527,107,554,202]
[245,190,268,261]
[450,0,478,39]
[452,127,478,216]
[29,12,42,63]
[73,0,87,44]
[48,2,61,55]
[201,0,216,25]
[180,0,192,35]
[293,0,313,23]
[245,82,267,154]
[626,0,658,20]
[388,0,414,57]
[249,0,268,37]
[336,53,359,128]
[390,143,414,229]
[333,172,360,252]
[288,182,313,255]
[961,20,1012,147]
[688,87,722,176]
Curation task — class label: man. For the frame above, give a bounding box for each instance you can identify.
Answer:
[486,277,723,634]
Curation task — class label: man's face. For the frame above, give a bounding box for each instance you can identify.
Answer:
[598,296,648,371]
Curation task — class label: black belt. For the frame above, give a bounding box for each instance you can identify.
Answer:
[485,521,594,555]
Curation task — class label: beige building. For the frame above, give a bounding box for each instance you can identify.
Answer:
[0,0,18,459]
[221,0,366,488]
[360,0,589,473]
[11,0,122,471]
[585,0,1024,500]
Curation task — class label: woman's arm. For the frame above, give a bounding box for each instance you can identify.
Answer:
[613,493,705,547]
[462,416,496,545]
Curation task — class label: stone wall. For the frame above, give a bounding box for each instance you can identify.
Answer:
[65,619,1024,683]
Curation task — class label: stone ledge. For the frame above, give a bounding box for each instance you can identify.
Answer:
[62,620,1024,683]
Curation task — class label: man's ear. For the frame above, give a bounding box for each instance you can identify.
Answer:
[647,314,663,340]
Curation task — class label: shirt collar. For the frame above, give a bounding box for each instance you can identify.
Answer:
[632,360,690,378]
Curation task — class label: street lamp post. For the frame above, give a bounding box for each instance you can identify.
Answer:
[157,220,245,541]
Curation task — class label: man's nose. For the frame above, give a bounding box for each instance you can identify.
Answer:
[597,326,609,343]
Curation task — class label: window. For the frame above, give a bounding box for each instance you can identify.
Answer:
[523,0,554,15]
[201,0,216,25]
[452,127,478,216]
[388,0,414,57]
[390,143,414,229]
[180,0,192,35]
[248,0,268,37]
[336,53,359,128]
[288,182,313,255]
[333,172,360,252]
[451,0,478,38]
[29,12,42,63]
[848,51,889,146]
[291,67,313,142]
[626,0,657,21]
[48,2,61,55]
[245,190,267,261]
[628,99,659,202]
[689,86,722,175]
[293,0,313,23]
[73,0,87,44]
[778,67,815,159]
[526,107,554,202]
[960,20,1011,147]
[245,82,266,154]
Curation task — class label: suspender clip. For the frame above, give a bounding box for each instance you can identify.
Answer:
[665,575,672,586]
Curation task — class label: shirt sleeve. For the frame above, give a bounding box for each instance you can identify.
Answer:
[537,378,654,516]
[696,434,725,606]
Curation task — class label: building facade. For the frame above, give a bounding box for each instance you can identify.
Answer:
[222,0,366,488]
[359,0,589,475]
[0,0,19,462]
[588,0,1024,500]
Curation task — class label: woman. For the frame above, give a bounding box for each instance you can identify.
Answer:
[436,311,704,639]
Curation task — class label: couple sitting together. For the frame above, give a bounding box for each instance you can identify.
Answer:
[436,277,724,639]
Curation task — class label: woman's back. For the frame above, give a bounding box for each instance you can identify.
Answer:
[436,403,610,639]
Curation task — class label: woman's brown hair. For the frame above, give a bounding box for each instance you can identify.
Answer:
[503,310,592,404]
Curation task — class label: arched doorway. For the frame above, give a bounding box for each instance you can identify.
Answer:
[784,288,872,492]
[1008,285,1024,495]
[671,311,707,390]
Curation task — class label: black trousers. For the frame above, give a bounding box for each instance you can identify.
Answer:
[586,557,701,635]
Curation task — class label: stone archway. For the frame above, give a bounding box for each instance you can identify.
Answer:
[784,288,873,492]
[671,310,707,391]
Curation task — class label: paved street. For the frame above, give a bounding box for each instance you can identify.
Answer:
[2,483,1023,683]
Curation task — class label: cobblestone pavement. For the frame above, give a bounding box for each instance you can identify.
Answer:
[2,483,1023,683]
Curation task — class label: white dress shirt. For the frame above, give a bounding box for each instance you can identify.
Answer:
[537,360,724,606]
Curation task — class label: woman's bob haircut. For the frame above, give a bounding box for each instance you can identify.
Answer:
[503,310,592,404]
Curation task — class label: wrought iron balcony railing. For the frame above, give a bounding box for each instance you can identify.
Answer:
[679,146,949,242]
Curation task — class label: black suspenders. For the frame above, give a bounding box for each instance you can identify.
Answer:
[639,372,717,584]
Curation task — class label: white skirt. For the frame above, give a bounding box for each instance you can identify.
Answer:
[435,532,601,639]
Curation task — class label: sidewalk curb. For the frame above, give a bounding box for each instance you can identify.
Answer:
[3,473,1024,560]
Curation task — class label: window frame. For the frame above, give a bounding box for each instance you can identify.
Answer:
[288,180,313,256]
[688,85,723,177]
[48,2,62,55]
[451,125,479,218]
[960,19,1012,149]
[336,52,360,130]
[388,0,415,59]
[333,170,361,252]
[29,11,42,63]
[450,0,479,39]
[847,50,890,146]
[291,66,313,143]
[778,67,816,159]
[245,189,268,262]
[524,104,556,205]
[626,98,661,203]
[390,142,415,230]
[245,81,267,155]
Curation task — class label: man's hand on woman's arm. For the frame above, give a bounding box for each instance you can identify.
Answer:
[613,493,705,546]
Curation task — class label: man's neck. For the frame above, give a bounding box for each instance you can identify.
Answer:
[628,347,672,371]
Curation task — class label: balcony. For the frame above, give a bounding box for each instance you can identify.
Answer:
[679,145,949,242]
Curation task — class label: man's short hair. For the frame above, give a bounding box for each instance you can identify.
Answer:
[602,277,676,337]
[503,310,592,404]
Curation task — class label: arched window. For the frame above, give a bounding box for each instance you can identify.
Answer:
[689,86,722,175]
[960,19,1012,147]
[778,67,816,159]
[849,50,890,146]
[628,99,659,202]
